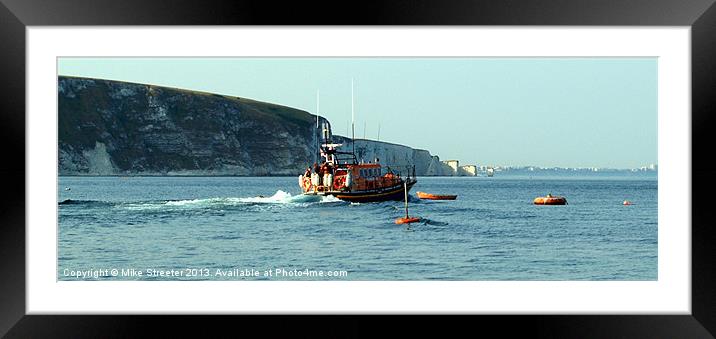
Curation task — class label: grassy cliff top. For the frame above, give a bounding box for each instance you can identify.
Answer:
[58,75,316,125]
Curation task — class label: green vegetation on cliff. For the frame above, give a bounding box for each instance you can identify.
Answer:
[59,76,322,175]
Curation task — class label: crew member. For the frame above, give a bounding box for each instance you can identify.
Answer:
[303,167,312,191]
[318,162,325,186]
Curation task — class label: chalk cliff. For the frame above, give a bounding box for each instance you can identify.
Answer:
[58,76,449,176]
[331,137,454,176]
[59,76,329,175]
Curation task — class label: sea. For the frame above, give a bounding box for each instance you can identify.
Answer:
[58,173,657,281]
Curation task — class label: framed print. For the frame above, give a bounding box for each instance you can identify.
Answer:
[3,0,716,337]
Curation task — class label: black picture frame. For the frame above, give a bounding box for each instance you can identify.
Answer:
[2,0,715,337]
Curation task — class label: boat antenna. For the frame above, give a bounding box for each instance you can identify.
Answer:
[395,179,420,225]
[351,78,355,158]
[377,123,381,142]
[316,89,320,163]
[404,181,409,218]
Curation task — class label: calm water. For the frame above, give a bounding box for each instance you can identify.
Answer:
[58,175,657,280]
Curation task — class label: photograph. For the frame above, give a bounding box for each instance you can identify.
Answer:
[57,57,658,281]
[3,0,715,336]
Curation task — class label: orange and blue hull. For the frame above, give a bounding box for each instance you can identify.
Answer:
[306,179,417,203]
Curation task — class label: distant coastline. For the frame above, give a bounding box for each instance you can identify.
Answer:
[58,76,657,178]
[57,169,657,178]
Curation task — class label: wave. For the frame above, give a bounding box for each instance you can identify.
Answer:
[167,190,341,206]
[58,199,113,207]
[422,218,449,226]
[237,190,318,204]
[59,199,88,205]
[164,190,341,206]
[60,190,344,210]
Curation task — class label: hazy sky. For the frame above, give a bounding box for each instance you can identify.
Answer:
[59,57,657,169]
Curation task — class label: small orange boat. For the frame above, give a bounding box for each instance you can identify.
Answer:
[416,191,457,200]
[533,194,567,205]
[395,216,421,224]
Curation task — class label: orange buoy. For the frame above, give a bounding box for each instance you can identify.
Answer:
[623,200,632,205]
[534,195,567,205]
[416,191,457,200]
[395,216,421,224]
[395,182,420,225]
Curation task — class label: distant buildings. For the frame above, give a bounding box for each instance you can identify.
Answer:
[494,165,658,173]
[631,164,658,172]
[435,161,659,176]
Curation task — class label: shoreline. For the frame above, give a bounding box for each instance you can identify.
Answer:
[57,173,658,179]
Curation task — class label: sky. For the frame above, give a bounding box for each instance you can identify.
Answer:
[58,57,657,169]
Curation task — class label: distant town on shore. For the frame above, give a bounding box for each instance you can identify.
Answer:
[441,161,658,177]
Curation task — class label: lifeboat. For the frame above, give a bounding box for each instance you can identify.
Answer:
[533,195,567,205]
[416,191,457,200]
[299,121,417,203]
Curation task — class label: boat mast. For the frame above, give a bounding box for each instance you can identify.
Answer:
[404,181,409,218]
[351,78,355,160]
[316,90,320,164]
